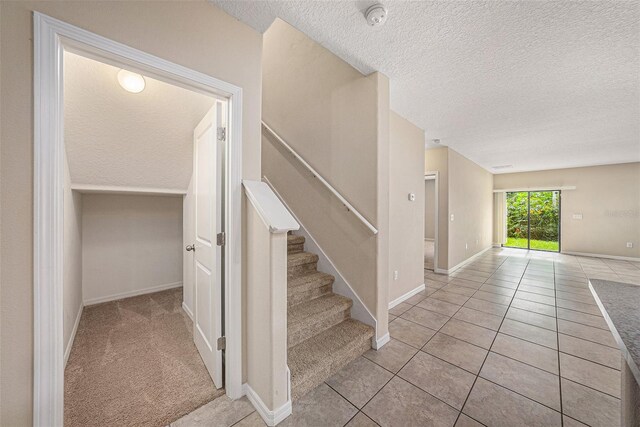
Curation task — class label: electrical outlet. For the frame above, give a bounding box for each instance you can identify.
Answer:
[450,214,455,222]
[627,242,634,248]
[394,270,399,280]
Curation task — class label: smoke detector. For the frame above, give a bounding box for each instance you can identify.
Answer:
[365,4,388,26]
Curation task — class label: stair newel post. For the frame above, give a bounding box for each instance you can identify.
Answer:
[244,181,299,426]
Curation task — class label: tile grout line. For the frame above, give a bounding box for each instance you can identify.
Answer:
[451,254,529,425]
[376,250,624,426]
[367,254,514,425]
[554,259,564,427]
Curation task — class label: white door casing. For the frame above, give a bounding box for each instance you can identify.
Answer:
[191,105,224,389]
[34,14,244,426]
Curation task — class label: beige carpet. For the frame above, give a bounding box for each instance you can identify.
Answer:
[424,239,435,270]
[286,233,374,399]
[65,288,224,427]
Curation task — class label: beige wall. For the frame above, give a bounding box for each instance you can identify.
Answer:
[425,179,436,239]
[262,19,377,221]
[389,111,425,302]
[494,163,640,258]
[374,73,390,339]
[245,200,288,412]
[63,158,83,358]
[425,148,449,270]
[0,2,262,424]
[448,149,494,269]
[81,194,183,304]
[425,147,494,271]
[261,19,389,338]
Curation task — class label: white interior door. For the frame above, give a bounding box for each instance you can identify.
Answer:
[191,104,223,389]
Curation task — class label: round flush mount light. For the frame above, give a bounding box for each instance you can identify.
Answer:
[117,69,146,93]
[365,4,388,26]
[432,139,441,144]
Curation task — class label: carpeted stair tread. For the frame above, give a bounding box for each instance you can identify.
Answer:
[287,234,305,246]
[287,251,319,279]
[288,271,334,290]
[288,318,374,399]
[287,234,305,254]
[287,251,318,267]
[288,294,352,347]
[288,293,351,327]
[285,233,373,400]
[288,272,334,307]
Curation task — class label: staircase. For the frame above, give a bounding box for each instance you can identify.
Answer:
[287,233,374,400]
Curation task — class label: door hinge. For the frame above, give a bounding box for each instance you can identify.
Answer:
[217,127,226,141]
[217,232,225,246]
[217,336,226,350]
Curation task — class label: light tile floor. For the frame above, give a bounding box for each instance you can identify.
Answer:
[173,248,640,427]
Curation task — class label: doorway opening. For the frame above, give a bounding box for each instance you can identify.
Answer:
[34,13,243,427]
[504,190,561,252]
[424,173,439,271]
[61,50,227,426]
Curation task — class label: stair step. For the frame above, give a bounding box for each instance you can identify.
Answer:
[287,252,319,279]
[287,234,305,255]
[288,272,334,307]
[288,319,374,400]
[288,294,351,347]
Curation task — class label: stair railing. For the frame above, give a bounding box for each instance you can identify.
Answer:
[262,121,379,235]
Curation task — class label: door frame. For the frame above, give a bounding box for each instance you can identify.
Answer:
[33,13,243,426]
[424,172,439,272]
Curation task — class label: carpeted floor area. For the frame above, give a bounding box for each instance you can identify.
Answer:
[424,239,435,270]
[64,288,224,427]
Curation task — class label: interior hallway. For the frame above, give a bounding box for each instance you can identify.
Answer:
[171,248,635,426]
[65,288,224,427]
[424,240,435,271]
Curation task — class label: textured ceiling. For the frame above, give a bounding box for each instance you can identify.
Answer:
[212,0,639,173]
[64,52,215,190]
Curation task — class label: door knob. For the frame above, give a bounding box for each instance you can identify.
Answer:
[186,244,195,252]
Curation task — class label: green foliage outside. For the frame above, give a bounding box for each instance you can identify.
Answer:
[506,191,559,252]
[505,237,559,252]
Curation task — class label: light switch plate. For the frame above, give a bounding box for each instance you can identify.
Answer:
[408,193,415,201]
[572,213,583,220]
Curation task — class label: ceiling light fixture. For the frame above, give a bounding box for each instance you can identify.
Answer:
[432,139,441,144]
[117,69,146,93]
[365,4,388,26]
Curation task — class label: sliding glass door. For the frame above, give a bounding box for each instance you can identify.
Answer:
[505,191,560,252]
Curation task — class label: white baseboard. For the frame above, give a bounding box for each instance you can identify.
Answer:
[388,284,425,309]
[372,332,390,350]
[562,251,640,262]
[64,304,83,367]
[492,243,502,248]
[424,238,435,242]
[83,281,183,306]
[182,301,194,320]
[438,246,493,275]
[244,383,292,426]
